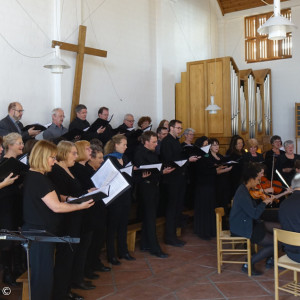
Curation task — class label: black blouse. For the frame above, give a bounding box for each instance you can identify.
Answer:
[23,170,62,234]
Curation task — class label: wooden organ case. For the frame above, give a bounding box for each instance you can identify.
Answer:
[175,57,272,154]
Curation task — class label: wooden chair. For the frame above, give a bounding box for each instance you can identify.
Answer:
[274,228,300,299]
[215,207,252,276]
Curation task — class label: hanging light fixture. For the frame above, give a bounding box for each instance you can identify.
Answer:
[205,95,221,114]
[257,0,297,41]
[43,45,70,74]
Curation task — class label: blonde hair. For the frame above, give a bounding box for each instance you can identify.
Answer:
[104,134,127,155]
[247,138,258,150]
[56,141,75,162]
[75,140,90,162]
[3,133,22,151]
[29,140,57,173]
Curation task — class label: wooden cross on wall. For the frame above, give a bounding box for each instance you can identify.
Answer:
[52,25,107,121]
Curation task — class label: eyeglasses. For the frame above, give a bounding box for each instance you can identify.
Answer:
[50,156,56,160]
[126,119,135,123]
[13,109,24,113]
[14,142,24,146]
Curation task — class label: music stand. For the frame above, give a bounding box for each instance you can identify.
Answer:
[0,229,80,300]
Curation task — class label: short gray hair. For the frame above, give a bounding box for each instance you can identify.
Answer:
[3,133,22,151]
[124,113,134,121]
[284,140,294,148]
[183,128,195,136]
[292,173,300,189]
[51,108,63,116]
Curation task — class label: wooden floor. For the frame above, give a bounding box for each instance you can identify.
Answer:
[1,224,298,300]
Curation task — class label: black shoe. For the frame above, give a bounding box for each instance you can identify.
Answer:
[265,256,274,269]
[165,240,184,247]
[93,265,111,272]
[71,282,96,290]
[175,238,186,245]
[67,291,84,300]
[150,251,169,258]
[2,268,19,287]
[85,272,99,280]
[119,253,136,261]
[108,257,121,265]
[241,263,263,276]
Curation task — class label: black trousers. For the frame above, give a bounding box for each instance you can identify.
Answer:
[29,241,55,300]
[106,193,131,260]
[85,204,107,273]
[164,182,186,242]
[138,182,160,252]
[53,212,82,300]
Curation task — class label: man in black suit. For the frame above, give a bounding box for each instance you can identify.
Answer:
[279,173,300,263]
[89,107,114,145]
[0,102,40,140]
[160,119,199,247]
[134,131,174,258]
[69,104,105,141]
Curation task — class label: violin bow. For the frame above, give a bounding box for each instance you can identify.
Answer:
[270,154,275,189]
[276,169,290,189]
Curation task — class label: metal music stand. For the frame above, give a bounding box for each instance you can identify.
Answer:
[0,229,80,300]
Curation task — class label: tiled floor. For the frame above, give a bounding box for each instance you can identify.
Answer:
[1,225,298,300]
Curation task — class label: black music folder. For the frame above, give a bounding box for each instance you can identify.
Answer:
[67,186,110,204]
[22,124,47,132]
[0,157,29,180]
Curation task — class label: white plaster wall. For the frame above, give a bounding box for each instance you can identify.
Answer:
[221,2,300,144]
[0,0,220,130]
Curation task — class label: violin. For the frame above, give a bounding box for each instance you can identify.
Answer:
[259,176,283,194]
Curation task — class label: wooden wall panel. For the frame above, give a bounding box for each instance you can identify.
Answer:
[207,60,224,135]
[189,64,205,134]
[175,72,188,128]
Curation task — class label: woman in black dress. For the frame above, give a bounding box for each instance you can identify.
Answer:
[104,134,135,265]
[22,140,94,300]
[194,138,232,240]
[275,140,300,186]
[243,138,264,164]
[48,140,94,300]
[264,135,284,180]
[0,133,28,285]
[0,135,20,285]
[69,140,102,289]
[226,135,246,198]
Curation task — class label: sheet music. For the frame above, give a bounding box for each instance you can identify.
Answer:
[91,158,130,205]
[67,186,109,202]
[102,173,129,205]
[44,122,52,128]
[139,163,162,171]
[91,159,119,188]
[120,166,133,176]
[200,144,211,154]
[226,161,238,164]
[19,154,28,165]
[174,160,187,167]
[143,125,152,132]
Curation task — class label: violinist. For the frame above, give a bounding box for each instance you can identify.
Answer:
[275,140,300,186]
[230,163,277,275]
[264,135,285,180]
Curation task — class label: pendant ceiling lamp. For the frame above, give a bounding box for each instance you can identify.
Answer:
[205,95,221,114]
[43,46,70,74]
[257,0,297,41]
